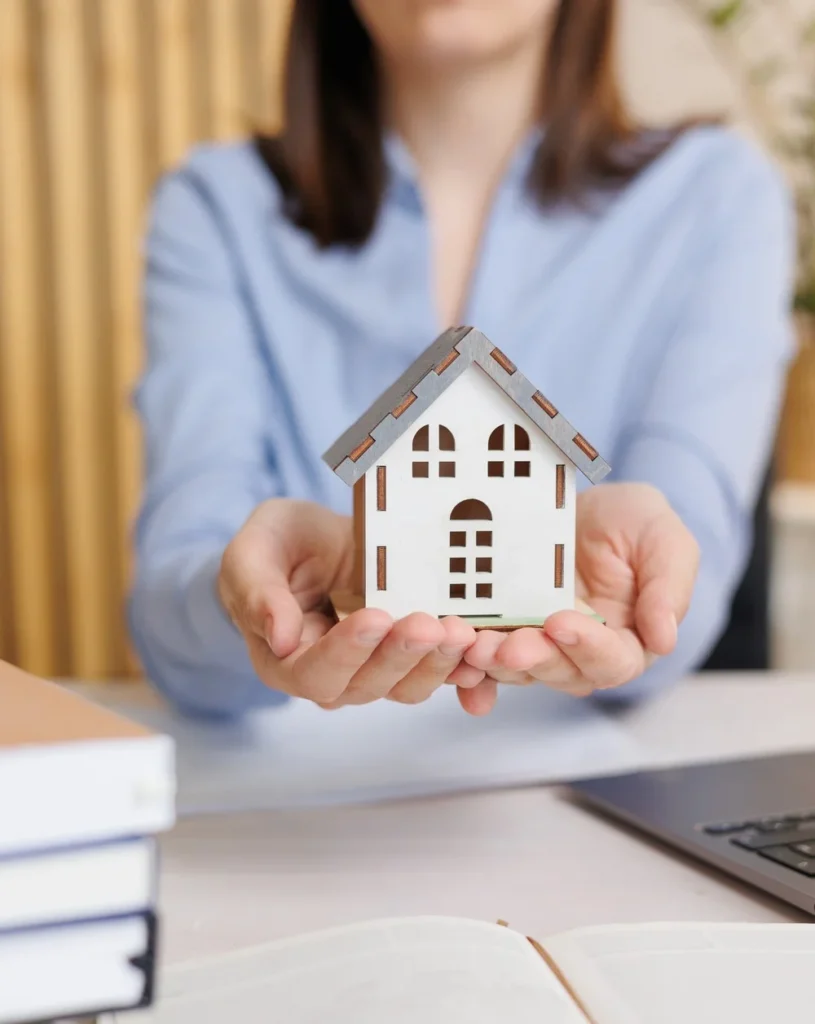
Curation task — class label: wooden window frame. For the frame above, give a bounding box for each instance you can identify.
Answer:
[377,546,387,590]
[555,465,566,509]
[376,466,386,511]
[554,544,564,589]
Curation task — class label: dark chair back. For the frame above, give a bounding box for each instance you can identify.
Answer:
[700,464,773,671]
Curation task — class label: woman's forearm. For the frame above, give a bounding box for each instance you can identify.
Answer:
[130,543,289,719]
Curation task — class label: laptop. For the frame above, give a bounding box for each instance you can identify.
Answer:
[568,750,815,916]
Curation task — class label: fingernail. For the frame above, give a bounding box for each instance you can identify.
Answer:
[439,643,468,658]
[550,630,578,646]
[404,639,437,653]
[357,630,388,646]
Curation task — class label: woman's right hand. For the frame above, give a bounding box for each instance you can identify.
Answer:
[217,499,487,711]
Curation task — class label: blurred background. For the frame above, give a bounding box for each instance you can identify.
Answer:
[0,0,814,681]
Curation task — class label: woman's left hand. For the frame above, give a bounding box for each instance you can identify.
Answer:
[450,482,699,715]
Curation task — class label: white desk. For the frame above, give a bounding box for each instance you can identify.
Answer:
[147,673,815,966]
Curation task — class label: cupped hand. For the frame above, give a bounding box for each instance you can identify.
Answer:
[217,499,482,710]
[457,482,699,711]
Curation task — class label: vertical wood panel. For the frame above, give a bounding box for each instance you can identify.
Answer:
[0,0,292,679]
[41,0,114,676]
[96,0,148,673]
[0,369,13,662]
[154,0,197,167]
[0,0,58,674]
[257,0,292,130]
[209,0,245,137]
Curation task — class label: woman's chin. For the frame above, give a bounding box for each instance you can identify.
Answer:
[404,13,545,68]
[401,32,528,70]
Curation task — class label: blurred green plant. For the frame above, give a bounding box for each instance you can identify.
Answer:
[686,0,815,310]
[706,1,745,28]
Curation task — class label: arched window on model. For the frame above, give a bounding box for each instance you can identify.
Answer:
[448,500,493,600]
[412,424,456,478]
[487,424,531,477]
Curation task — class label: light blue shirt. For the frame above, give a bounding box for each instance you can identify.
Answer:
[130,126,795,719]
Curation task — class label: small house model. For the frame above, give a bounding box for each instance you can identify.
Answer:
[323,327,611,630]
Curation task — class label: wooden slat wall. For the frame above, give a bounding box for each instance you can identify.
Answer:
[0,0,292,679]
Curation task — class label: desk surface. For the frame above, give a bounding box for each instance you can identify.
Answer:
[147,673,815,965]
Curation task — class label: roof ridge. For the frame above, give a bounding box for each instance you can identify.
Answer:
[322,327,610,486]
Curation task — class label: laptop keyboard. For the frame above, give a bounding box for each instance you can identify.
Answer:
[701,813,815,878]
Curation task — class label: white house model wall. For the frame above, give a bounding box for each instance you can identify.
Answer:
[362,364,577,621]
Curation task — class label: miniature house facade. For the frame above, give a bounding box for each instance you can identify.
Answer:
[323,328,610,628]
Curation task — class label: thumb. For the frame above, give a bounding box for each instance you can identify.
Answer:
[220,539,305,660]
[457,678,498,716]
[257,583,305,660]
[634,512,699,656]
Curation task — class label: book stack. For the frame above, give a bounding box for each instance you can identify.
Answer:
[0,661,175,1024]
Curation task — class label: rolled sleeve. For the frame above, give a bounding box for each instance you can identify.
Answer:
[597,145,796,702]
[129,166,289,718]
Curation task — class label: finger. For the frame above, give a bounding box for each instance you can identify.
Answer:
[388,617,476,706]
[220,535,305,658]
[459,629,533,685]
[494,627,587,693]
[343,612,446,703]
[457,677,498,716]
[461,630,505,671]
[543,610,646,690]
[283,608,394,703]
[261,591,307,659]
[495,628,558,672]
[486,666,534,685]
[298,604,342,646]
[459,630,592,698]
[244,608,335,692]
[635,514,699,655]
[446,662,486,689]
[219,546,296,639]
[386,649,457,705]
[227,580,304,661]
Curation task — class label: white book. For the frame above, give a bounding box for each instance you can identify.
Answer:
[0,837,155,932]
[0,661,175,855]
[0,912,154,1024]
[108,915,815,1024]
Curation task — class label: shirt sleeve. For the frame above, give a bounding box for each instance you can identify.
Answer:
[129,166,289,718]
[595,144,797,704]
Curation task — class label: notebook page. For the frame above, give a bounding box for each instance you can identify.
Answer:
[542,923,815,1024]
[112,917,587,1024]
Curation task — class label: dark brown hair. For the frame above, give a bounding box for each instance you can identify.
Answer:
[257,0,687,248]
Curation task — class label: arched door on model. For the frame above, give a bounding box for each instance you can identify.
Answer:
[449,499,494,607]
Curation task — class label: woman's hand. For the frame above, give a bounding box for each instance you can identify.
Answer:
[217,499,479,710]
[455,483,699,713]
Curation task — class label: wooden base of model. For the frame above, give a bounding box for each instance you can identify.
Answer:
[328,591,605,630]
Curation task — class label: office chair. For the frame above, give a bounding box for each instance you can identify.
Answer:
[700,464,773,671]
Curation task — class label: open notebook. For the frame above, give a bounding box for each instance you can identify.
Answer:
[106,916,815,1024]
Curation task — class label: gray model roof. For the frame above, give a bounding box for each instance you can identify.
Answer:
[322,326,611,486]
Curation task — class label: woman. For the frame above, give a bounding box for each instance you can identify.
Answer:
[131,0,794,719]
